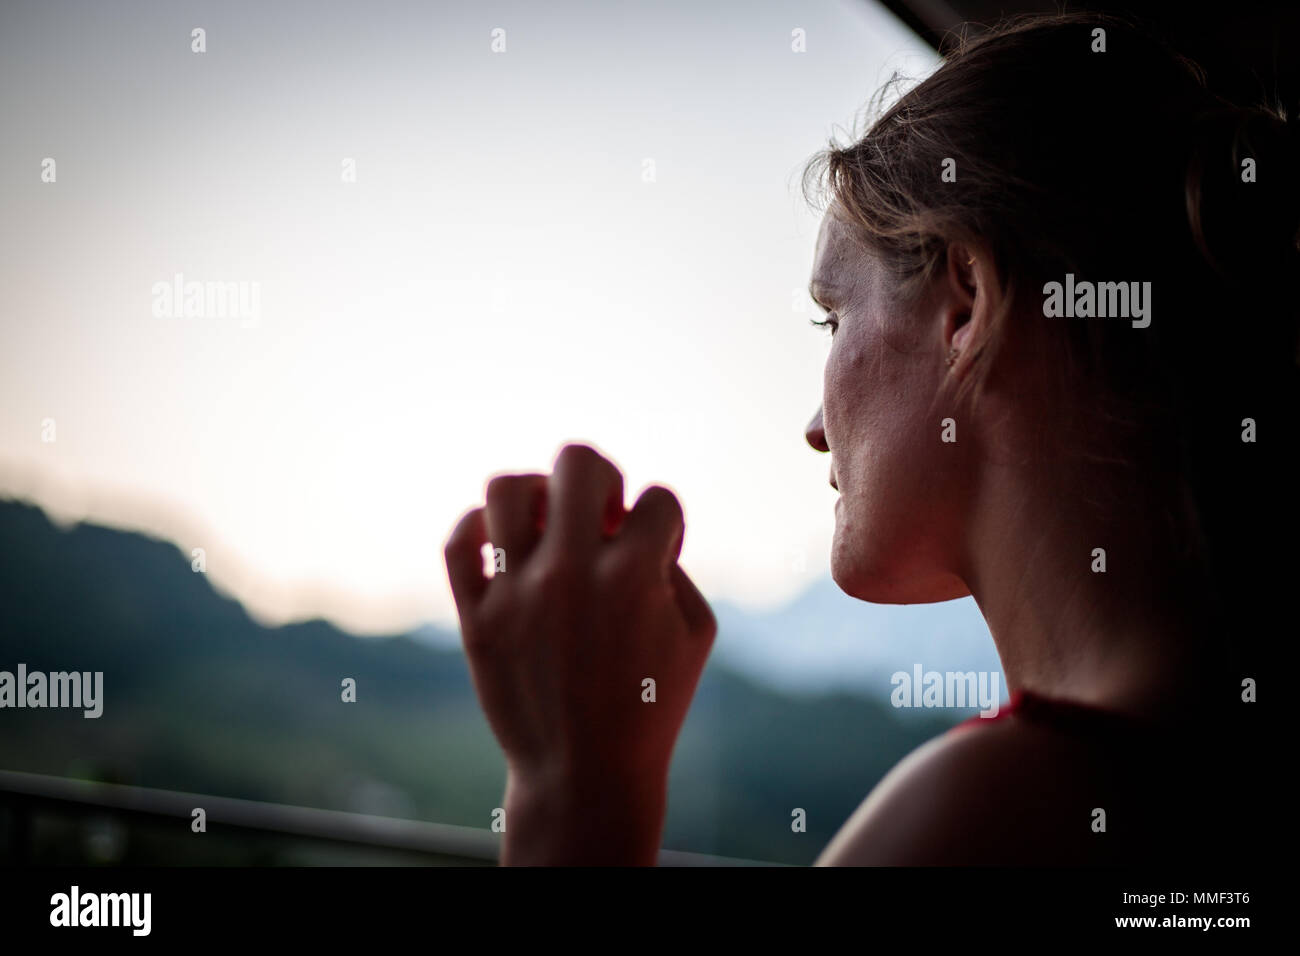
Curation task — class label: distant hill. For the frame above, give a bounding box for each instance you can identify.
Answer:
[710,576,1004,697]
[0,498,958,864]
[414,574,1006,700]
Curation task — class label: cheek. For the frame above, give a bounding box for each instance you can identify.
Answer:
[822,332,869,444]
[823,322,904,456]
[824,330,946,598]
[824,320,944,542]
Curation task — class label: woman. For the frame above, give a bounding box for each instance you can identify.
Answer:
[444,13,1294,865]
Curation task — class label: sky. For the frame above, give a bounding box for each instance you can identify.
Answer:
[0,0,938,634]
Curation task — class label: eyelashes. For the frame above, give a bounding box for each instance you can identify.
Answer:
[810,311,839,335]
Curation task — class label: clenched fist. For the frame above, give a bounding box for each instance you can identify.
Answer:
[443,443,717,864]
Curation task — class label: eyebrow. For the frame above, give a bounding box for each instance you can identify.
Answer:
[808,278,836,309]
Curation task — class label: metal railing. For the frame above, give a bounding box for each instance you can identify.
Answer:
[0,769,778,866]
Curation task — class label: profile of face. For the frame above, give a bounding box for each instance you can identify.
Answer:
[804,205,983,606]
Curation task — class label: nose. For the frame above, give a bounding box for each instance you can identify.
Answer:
[805,405,828,453]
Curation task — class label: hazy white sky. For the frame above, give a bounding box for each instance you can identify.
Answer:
[0,0,936,633]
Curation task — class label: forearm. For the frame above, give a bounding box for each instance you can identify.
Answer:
[501,766,669,866]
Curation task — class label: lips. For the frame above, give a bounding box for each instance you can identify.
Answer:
[830,469,838,492]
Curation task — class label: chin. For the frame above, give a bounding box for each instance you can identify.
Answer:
[829,538,896,602]
[830,531,971,605]
[831,561,907,603]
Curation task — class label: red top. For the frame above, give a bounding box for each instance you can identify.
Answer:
[949,688,1154,735]
[944,685,1257,863]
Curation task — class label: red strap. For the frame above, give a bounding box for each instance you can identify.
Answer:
[949,688,1025,733]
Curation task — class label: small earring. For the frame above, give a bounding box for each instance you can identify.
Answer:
[946,347,959,367]
[966,256,975,265]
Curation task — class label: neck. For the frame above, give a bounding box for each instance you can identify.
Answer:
[961,459,1221,720]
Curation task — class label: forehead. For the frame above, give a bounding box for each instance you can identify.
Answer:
[811,209,871,291]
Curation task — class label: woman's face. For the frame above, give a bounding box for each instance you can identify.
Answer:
[804,207,973,604]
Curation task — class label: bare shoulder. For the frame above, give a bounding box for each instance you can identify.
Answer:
[815,715,1111,866]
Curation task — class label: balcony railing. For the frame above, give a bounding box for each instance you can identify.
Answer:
[0,768,780,866]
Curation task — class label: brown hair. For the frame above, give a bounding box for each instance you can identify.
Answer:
[802,12,1299,685]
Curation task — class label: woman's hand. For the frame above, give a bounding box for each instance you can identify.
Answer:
[443,443,717,864]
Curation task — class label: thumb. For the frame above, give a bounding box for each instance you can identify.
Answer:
[669,563,717,642]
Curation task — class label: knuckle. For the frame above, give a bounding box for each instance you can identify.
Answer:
[485,473,528,505]
[596,543,645,582]
[557,442,601,465]
[444,527,471,555]
[521,554,582,594]
[639,485,684,524]
[484,475,509,502]
[557,443,620,481]
[641,483,681,509]
[443,509,483,556]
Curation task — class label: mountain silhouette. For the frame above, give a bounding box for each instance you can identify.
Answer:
[0,498,956,864]
[711,575,1005,697]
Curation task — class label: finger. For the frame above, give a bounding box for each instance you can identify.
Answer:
[485,473,548,568]
[444,507,489,619]
[618,484,684,568]
[670,563,718,642]
[545,443,624,555]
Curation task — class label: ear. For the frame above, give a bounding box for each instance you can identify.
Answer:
[940,242,999,378]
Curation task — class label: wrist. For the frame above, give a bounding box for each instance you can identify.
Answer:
[501,762,669,866]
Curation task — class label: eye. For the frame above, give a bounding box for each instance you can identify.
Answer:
[809,311,839,335]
